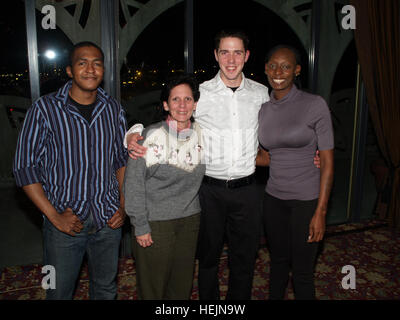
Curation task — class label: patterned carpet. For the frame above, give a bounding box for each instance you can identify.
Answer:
[1,219,399,300]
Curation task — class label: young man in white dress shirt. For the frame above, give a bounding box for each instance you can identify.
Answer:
[125,30,269,300]
[194,30,269,300]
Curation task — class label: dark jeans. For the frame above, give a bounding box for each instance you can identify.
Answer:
[263,192,319,300]
[43,213,122,300]
[197,181,262,300]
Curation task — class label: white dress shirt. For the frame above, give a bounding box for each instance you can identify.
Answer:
[196,72,269,179]
[124,71,269,180]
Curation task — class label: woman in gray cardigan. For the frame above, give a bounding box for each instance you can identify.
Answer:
[123,75,205,300]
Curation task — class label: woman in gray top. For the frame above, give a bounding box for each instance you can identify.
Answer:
[258,45,334,299]
[123,75,205,299]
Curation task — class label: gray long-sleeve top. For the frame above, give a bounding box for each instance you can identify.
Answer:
[258,85,334,200]
[123,121,205,236]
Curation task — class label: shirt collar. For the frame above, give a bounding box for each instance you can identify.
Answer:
[162,119,194,141]
[166,115,192,132]
[214,71,247,92]
[269,84,299,105]
[54,80,110,106]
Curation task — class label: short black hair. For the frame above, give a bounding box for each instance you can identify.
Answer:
[69,41,104,66]
[214,29,250,52]
[160,74,200,103]
[265,44,302,66]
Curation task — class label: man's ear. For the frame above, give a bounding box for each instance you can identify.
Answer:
[244,50,250,63]
[214,49,219,63]
[66,66,73,79]
[295,64,301,76]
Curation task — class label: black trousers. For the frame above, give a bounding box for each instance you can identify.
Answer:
[197,180,262,300]
[263,192,319,300]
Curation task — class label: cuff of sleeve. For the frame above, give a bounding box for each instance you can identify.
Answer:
[132,222,151,237]
[123,124,144,148]
[113,150,128,170]
[317,145,334,151]
[13,167,41,187]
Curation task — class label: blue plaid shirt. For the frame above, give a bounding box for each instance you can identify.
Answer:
[13,81,128,230]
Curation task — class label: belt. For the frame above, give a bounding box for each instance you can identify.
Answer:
[203,174,255,189]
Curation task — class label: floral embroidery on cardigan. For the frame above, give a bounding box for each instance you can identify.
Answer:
[143,123,203,172]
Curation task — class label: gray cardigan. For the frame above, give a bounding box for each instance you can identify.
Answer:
[123,121,205,236]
